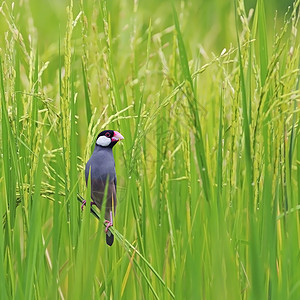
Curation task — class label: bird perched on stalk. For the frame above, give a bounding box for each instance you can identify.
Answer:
[82,130,124,246]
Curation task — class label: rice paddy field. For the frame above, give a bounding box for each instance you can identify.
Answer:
[0,0,300,299]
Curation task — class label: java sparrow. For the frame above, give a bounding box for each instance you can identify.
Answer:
[83,130,124,246]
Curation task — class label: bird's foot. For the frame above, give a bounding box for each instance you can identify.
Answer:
[81,200,86,210]
[104,211,113,233]
[81,201,96,211]
[104,220,113,233]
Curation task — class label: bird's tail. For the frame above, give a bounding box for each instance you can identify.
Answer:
[106,230,114,246]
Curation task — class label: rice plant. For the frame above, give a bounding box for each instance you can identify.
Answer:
[0,0,299,299]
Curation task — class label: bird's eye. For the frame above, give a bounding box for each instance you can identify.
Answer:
[105,132,110,138]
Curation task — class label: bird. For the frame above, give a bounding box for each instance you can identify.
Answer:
[82,129,124,246]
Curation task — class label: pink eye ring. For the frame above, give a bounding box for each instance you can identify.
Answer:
[105,132,110,138]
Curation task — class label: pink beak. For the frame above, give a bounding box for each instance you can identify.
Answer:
[112,131,124,142]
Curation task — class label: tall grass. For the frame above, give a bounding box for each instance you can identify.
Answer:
[0,0,300,299]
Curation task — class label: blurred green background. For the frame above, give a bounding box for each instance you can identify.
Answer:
[0,0,295,53]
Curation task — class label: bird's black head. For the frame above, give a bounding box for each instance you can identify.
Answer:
[95,130,124,148]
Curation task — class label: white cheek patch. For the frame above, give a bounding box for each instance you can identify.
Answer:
[96,136,111,147]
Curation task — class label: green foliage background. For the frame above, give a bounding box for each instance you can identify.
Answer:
[0,0,299,299]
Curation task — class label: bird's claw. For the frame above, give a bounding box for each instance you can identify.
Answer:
[81,200,95,211]
[104,220,113,233]
[81,200,86,210]
[104,211,113,233]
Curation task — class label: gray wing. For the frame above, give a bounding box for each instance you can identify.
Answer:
[90,178,117,220]
[85,154,117,220]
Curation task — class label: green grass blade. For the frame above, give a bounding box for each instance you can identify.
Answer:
[23,135,45,299]
[235,0,254,203]
[257,0,269,86]
[173,5,211,201]
[81,59,92,125]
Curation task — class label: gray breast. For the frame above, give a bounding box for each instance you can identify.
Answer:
[85,147,116,183]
